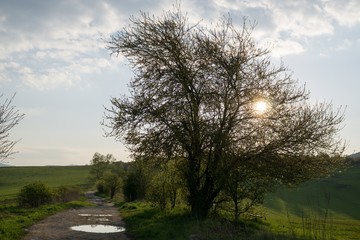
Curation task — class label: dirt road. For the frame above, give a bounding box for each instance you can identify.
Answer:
[23,192,130,240]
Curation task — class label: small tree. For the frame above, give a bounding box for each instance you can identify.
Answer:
[104,7,345,218]
[222,163,275,222]
[123,161,149,201]
[147,160,183,209]
[0,94,24,160]
[89,152,115,181]
[102,172,122,199]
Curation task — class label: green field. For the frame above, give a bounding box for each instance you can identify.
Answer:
[265,165,360,219]
[0,165,91,201]
[263,164,360,239]
[0,165,93,240]
[116,165,360,240]
[0,164,359,239]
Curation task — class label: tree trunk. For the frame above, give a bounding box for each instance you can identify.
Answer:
[234,198,240,222]
[187,173,218,219]
[171,190,177,209]
[189,192,212,219]
[110,187,116,199]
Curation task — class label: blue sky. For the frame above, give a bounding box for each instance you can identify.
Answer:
[1,0,359,166]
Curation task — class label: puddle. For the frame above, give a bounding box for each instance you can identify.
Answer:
[78,214,112,217]
[70,224,125,233]
[96,214,112,217]
[78,214,92,217]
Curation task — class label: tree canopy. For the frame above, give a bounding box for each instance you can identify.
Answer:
[89,152,116,181]
[104,8,345,218]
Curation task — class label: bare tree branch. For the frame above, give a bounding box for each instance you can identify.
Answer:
[0,93,25,161]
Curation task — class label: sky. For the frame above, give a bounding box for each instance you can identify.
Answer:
[1,0,359,166]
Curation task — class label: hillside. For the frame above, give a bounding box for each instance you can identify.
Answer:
[0,165,91,201]
[265,164,360,220]
[348,152,360,164]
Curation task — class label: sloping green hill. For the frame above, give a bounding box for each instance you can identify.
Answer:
[0,165,91,201]
[263,164,359,239]
[265,164,360,220]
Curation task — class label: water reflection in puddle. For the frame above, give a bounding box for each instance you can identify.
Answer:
[78,214,112,217]
[78,214,92,217]
[71,224,125,233]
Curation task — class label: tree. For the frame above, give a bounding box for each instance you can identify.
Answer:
[222,161,275,222]
[102,172,122,199]
[147,159,183,209]
[89,152,115,181]
[123,160,149,201]
[0,94,24,160]
[104,8,345,218]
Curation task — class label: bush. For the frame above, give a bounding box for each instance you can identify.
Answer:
[18,182,52,207]
[96,179,107,195]
[53,186,80,203]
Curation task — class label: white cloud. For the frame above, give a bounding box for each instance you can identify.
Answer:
[323,0,360,27]
[18,57,116,90]
[0,1,125,90]
[1,0,360,90]
[271,1,334,38]
[263,38,305,57]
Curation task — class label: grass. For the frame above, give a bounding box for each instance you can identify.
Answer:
[0,165,358,239]
[118,200,359,240]
[0,165,93,239]
[263,164,360,239]
[0,165,91,201]
[117,165,359,240]
[265,165,360,219]
[117,201,308,240]
[117,201,242,239]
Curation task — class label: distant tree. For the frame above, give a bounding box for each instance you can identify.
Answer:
[104,8,345,218]
[0,94,24,160]
[89,152,115,181]
[102,172,122,199]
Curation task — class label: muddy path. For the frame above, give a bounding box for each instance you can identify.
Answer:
[23,191,130,240]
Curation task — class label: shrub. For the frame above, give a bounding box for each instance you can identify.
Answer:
[54,186,80,203]
[18,182,52,207]
[96,179,107,195]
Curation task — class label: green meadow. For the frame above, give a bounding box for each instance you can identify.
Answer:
[0,164,359,239]
[0,165,91,201]
[263,164,360,239]
[116,165,360,239]
[0,165,92,240]
[265,165,360,219]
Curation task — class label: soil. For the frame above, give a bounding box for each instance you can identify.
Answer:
[22,192,130,240]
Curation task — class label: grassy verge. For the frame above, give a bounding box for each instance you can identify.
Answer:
[264,208,360,240]
[118,201,360,240]
[117,201,302,240]
[0,201,92,240]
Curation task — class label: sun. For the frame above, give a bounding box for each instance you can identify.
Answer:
[253,100,269,115]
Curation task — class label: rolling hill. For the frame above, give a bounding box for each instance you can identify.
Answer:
[265,163,360,219]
